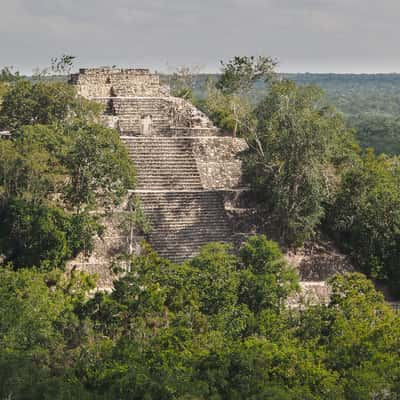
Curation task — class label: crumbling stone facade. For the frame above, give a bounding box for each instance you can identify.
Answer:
[67,68,251,288]
[70,68,170,98]
[68,68,352,298]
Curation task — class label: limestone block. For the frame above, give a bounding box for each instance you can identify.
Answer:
[193,137,248,189]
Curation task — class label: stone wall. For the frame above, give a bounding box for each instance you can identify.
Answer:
[70,68,170,98]
[285,239,354,282]
[193,137,248,189]
[66,212,130,291]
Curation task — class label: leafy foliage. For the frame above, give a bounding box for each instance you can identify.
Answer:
[0,268,95,399]
[51,54,76,75]
[0,66,20,83]
[185,72,400,156]
[166,65,202,101]
[0,199,103,269]
[0,79,135,269]
[266,73,400,156]
[243,80,356,245]
[0,79,100,132]
[327,151,400,290]
[200,56,275,136]
[1,238,399,399]
[350,114,400,155]
[216,56,277,95]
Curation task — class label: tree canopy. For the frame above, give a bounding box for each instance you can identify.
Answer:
[1,238,399,399]
[243,80,356,246]
[0,78,135,269]
[1,57,400,399]
[200,56,400,293]
[327,150,400,289]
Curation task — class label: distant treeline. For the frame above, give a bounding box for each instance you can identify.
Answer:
[285,74,400,155]
[164,73,400,155]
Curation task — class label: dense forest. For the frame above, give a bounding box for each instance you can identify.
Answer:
[286,73,400,155]
[0,58,400,399]
[175,72,400,155]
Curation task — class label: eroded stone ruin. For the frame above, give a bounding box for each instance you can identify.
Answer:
[68,68,351,301]
[68,68,249,286]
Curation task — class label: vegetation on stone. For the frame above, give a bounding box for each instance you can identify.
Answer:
[0,75,135,269]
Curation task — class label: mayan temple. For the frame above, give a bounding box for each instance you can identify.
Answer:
[67,67,349,301]
[68,68,251,288]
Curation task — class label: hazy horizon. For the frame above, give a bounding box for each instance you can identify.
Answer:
[1,0,399,75]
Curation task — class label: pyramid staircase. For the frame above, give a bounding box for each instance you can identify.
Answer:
[122,137,203,191]
[69,68,343,302]
[121,131,235,262]
[74,68,239,262]
[136,191,232,263]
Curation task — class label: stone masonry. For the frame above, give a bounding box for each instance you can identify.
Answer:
[68,68,249,288]
[68,68,351,300]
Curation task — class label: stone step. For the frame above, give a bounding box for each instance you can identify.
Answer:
[128,152,194,156]
[133,165,199,169]
[150,225,230,232]
[129,191,233,262]
[131,152,195,156]
[136,183,203,188]
[123,139,194,143]
[135,172,201,177]
[136,186,203,191]
[136,185,203,189]
[129,157,194,161]
[136,178,201,182]
[136,173,201,177]
[136,179,200,183]
[136,181,202,185]
[146,217,230,225]
[151,231,231,238]
[134,176,202,180]
[150,232,231,239]
[139,201,225,208]
[124,146,194,150]
[123,136,202,189]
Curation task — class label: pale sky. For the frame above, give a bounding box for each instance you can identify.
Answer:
[0,0,399,74]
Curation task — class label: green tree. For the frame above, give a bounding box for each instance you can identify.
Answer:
[62,121,136,212]
[0,82,7,104]
[238,235,299,313]
[328,150,400,291]
[0,79,100,131]
[216,56,277,95]
[167,65,202,101]
[0,268,94,399]
[0,125,66,205]
[186,242,239,315]
[0,199,102,269]
[243,80,356,246]
[51,54,76,75]
[0,80,135,269]
[201,56,276,136]
[1,238,394,400]
[0,66,20,83]
[298,273,400,400]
